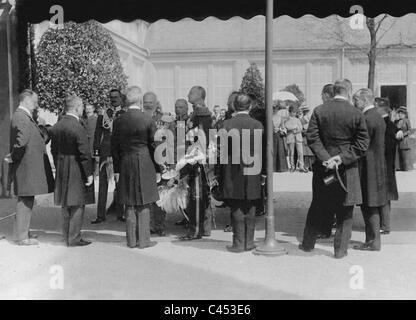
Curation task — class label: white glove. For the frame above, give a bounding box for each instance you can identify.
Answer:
[4,153,13,164]
[396,130,404,140]
[85,175,94,186]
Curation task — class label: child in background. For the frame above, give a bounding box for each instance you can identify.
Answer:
[285,105,306,172]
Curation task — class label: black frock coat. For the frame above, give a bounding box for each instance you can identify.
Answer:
[50,115,94,206]
[111,108,159,206]
[359,108,388,207]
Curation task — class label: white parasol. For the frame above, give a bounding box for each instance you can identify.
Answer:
[272,91,299,101]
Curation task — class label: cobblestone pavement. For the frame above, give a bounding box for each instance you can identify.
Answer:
[0,172,415,299]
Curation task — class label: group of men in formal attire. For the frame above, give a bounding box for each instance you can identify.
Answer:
[6,77,406,257]
[7,84,264,253]
[299,78,403,259]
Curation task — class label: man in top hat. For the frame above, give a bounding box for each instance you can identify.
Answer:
[50,94,94,246]
[9,89,54,245]
[353,88,388,251]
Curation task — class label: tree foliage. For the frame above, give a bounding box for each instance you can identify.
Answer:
[283,84,305,107]
[35,20,128,112]
[240,63,265,109]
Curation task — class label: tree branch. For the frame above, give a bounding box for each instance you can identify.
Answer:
[375,18,398,47]
[375,14,388,34]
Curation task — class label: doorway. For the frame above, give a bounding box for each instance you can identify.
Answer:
[380,85,407,110]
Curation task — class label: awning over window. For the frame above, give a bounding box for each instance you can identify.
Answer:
[16,0,416,23]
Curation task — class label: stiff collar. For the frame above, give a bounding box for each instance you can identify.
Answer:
[66,113,80,122]
[363,105,375,114]
[128,105,142,110]
[17,105,32,117]
[234,111,250,116]
[334,95,348,100]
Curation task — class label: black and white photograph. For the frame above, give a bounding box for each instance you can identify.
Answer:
[1,0,416,304]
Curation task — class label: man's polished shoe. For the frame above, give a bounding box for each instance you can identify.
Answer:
[316,233,331,239]
[68,239,91,247]
[91,217,106,224]
[245,245,256,251]
[226,245,245,253]
[138,241,157,249]
[116,217,126,222]
[16,238,39,246]
[215,203,228,208]
[179,234,202,241]
[175,218,187,226]
[255,210,266,217]
[334,251,348,259]
[298,243,313,252]
[380,230,390,235]
[28,232,38,239]
[151,230,166,237]
[353,243,380,251]
[223,225,232,232]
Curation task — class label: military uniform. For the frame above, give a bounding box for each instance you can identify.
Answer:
[93,106,124,221]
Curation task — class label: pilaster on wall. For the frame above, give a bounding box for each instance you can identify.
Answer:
[407,59,415,126]
[208,64,214,107]
[144,60,156,93]
[174,65,181,100]
[305,62,312,107]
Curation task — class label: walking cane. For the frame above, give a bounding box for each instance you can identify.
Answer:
[0,212,16,223]
[194,166,200,237]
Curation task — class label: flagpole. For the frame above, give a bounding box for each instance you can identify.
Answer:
[254,0,287,256]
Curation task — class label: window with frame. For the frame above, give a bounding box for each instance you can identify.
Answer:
[310,63,334,108]
[213,64,234,107]
[154,66,174,112]
[179,64,208,101]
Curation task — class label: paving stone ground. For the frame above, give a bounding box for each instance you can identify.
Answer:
[0,171,415,299]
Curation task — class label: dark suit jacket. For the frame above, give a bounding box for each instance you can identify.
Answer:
[85,114,97,156]
[218,113,264,200]
[9,108,54,196]
[359,107,388,207]
[395,118,412,150]
[383,116,398,201]
[307,98,369,206]
[50,114,93,206]
[93,107,123,158]
[111,108,159,205]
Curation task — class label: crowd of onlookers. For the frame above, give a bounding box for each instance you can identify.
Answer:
[270,85,414,174]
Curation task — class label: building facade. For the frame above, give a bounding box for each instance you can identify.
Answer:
[31,14,416,128]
